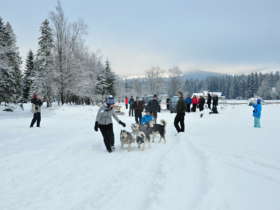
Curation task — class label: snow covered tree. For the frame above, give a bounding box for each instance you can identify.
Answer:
[32,19,55,107]
[168,66,183,96]
[50,1,87,105]
[257,78,272,99]
[5,22,22,102]
[95,60,115,99]
[145,66,164,95]
[0,19,22,103]
[0,17,11,103]
[275,80,280,99]
[23,50,35,101]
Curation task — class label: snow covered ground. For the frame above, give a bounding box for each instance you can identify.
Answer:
[0,103,280,210]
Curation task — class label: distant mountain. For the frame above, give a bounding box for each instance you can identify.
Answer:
[182,70,224,80]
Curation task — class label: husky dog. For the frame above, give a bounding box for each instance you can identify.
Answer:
[150,120,166,143]
[136,131,146,151]
[131,120,166,144]
[120,130,135,151]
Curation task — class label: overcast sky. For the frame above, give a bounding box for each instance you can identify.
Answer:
[1,0,279,75]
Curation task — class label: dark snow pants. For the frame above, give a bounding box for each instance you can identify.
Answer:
[199,104,205,112]
[129,106,134,116]
[174,113,185,133]
[192,104,197,112]
[30,112,41,127]
[212,105,218,113]
[135,111,142,124]
[186,104,191,113]
[99,124,115,152]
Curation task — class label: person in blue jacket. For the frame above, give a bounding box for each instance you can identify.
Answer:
[249,98,262,128]
[184,96,192,113]
[141,111,154,125]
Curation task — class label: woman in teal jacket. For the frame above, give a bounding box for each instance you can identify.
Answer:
[250,99,262,128]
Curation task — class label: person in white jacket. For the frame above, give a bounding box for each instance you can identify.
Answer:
[94,95,126,153]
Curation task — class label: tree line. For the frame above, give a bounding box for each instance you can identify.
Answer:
[117,67,280,100]
[0,1,116,107]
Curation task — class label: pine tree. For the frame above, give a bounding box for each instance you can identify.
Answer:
[257,78,272,99]
[0,19,22,103]
[32,19,55,107]
[104,60,116,96]
[23,50,35,101]
[95,60,115,99]
[0,17,11,103]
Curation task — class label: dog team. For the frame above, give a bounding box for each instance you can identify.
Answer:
[95,94,167,153]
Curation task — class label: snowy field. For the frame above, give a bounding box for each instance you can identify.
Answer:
[0,103,280,210]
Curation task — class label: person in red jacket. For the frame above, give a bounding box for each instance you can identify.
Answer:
[124,96,129,109]
[191,95,198,112]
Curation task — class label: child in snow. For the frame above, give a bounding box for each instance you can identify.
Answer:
[141,111,154,126]
[95,95,126,153]
[249,98,262,128]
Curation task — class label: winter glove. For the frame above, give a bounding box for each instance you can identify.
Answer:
[94,122,99,132]
[119,121,126,127]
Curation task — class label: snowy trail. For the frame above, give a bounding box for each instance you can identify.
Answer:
[1,104,280,210]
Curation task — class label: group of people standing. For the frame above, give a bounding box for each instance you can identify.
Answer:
[182,93,219,114]
[124,95,161,124]
[173,92,219,133]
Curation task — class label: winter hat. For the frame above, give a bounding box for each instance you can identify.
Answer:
[106,95,115,105]
[257,98,261,104]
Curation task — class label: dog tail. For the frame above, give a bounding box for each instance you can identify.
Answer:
[160,120,166,127]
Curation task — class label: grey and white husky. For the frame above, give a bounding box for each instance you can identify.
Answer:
[131,120,166,144]
[120,130,135,151]
[120,130,146,151]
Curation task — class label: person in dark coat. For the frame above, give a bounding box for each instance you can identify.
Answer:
[129,96,135,116]
[146,94,161,123]
[95,95,126,153]
[30,93,43,128]
[198,96,205,112]
[174,91,187,133]
[207,93,212,109]
[211,95,219,114]
[166,98,170,110]
[184,96,192,113]
[134,97,144,124]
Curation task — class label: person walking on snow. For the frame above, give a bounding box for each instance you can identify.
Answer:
[249,98,262,128]
[198,96,206,118]
[207,93,212,109]
[198,96,205,112]
[134,97,144,124]
[191,95,198,112]
[124,96,129,109]
[129,96,135,117]
[211,95,219,114]
[95,96,126,153]
[174,91,187,133]
[146,94,161,123]
[30,93,43,128]
[184,96,192,113]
